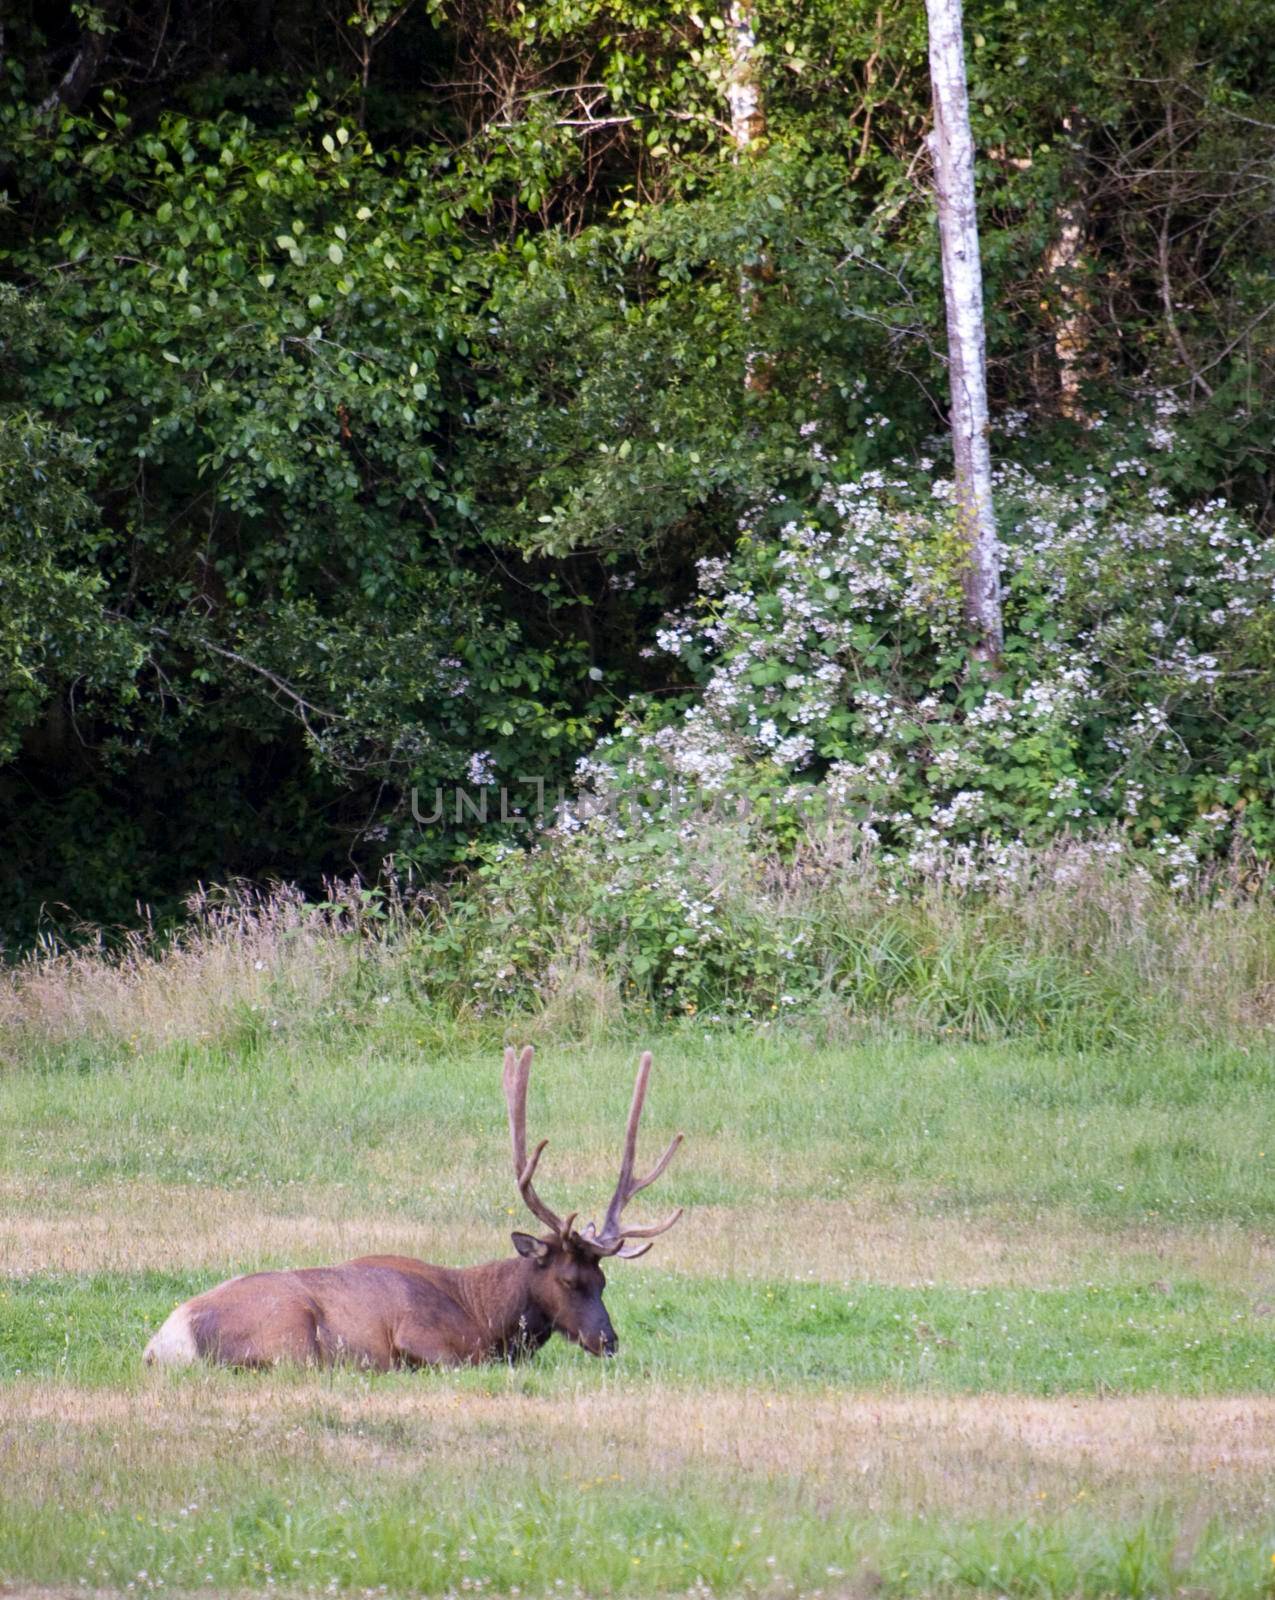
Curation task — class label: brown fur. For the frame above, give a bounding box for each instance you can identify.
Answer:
[145,1237,612,1370]
[144,1045,677,1371]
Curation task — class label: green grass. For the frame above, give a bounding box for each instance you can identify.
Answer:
[2,1268,1271,1394]
[5,1031,1274,1223]
[2,1023,1275,1596]
[3,1471,1273,1600]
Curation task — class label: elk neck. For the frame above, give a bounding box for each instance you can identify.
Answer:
[453,1253,552,1359]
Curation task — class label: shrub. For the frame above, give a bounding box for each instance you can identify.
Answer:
[602,454,1275,866]
[6,450,1274,1051]
[410,448,1275,1036]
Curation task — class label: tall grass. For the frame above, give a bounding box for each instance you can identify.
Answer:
[0,880,413,1065]
[781,836,1275,1046]
[3,838,1273,1061]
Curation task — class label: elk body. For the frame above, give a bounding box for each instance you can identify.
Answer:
[143,1048,682,1370]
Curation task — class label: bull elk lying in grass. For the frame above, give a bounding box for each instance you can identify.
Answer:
[144,1047,683,1369]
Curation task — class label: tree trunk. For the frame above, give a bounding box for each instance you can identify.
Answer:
[724,0,772,394]
[1044,196,1090,421]
[1044,114,1092,422]
[725,0,766,153]
[924,0,1003,662]
[38,1,122,118]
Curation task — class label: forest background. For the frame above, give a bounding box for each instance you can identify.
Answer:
[6,16,1275,1593]
[2,0,1274,996]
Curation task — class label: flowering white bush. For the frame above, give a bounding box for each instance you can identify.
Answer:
[581,457,1275,876]
[438,448,1275,1026]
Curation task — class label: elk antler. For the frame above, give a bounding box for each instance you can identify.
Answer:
[583,1051,684,1259]
[503,1045,567,1237]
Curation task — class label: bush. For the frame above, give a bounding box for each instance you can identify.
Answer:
[407,447,1275,1036]
[6,448,1275,1051]
[425,823,1275,1044]
[606,452,1275,865]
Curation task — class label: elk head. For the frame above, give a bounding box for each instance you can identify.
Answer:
[503,1045,684,1356]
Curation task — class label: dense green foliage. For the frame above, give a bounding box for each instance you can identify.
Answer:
[1,0,1273,937]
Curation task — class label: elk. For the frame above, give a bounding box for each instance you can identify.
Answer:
[143,1047,683,1369]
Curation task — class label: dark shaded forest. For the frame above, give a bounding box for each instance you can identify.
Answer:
[2,0,1273,942]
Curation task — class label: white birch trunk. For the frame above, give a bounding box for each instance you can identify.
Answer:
[925,0,1003,661]
[1044,198,1090,422]
[725,0,766,153]
[724,0,771,392]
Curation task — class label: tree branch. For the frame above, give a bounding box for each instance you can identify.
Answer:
[38,1,123,117]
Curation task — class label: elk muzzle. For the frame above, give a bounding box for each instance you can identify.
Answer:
[571,1304,617,1357]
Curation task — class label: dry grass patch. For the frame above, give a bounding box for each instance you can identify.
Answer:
[658,1201,1275,1291]
[1,1179,1270,1290]
[0,1181,501,1277]
[4,1382,1274,1526]
[0,885,374,1059]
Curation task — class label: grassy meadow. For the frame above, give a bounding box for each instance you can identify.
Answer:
[1,904,1274,1597]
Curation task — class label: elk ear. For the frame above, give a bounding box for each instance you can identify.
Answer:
[511,1232,553,1264]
